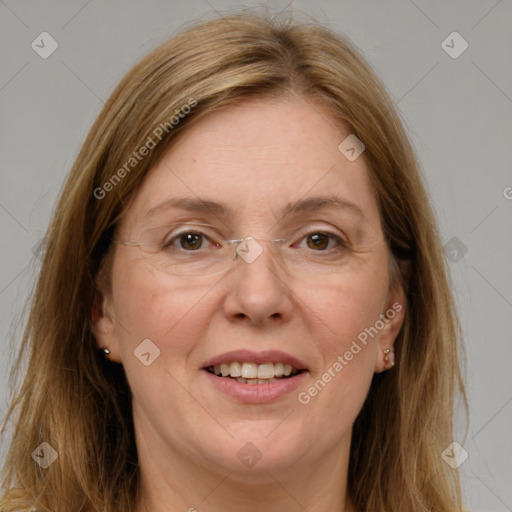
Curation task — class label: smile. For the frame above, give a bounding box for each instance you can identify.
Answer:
[201,350,309,403]
[206,361,302,383]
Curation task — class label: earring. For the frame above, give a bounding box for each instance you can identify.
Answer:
[383,348,395,369]
[103,348,111,360]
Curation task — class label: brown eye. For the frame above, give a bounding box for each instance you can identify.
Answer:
[179,233,203,250]
[306,233,330,250]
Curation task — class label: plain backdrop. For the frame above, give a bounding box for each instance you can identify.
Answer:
[1,1,511,510]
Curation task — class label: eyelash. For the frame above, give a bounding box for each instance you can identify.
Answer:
[162,229,351,252]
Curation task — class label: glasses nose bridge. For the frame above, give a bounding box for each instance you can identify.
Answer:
[225,236,286,267]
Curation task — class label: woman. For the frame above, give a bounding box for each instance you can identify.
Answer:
[0,13,467,512]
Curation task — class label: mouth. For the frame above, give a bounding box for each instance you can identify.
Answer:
[201,350,309,403]
[205,361,304,384]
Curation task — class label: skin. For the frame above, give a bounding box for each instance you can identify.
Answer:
[92,94,406,512]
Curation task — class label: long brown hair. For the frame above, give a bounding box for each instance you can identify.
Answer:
[1,13,467,512]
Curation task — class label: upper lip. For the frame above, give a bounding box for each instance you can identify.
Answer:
[202,350,309,371]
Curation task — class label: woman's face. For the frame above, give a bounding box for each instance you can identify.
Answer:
[93,95,406,479]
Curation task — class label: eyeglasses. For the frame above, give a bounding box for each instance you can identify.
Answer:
[113,222,384,277]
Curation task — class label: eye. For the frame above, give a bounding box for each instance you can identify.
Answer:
[297,231,348,251]
[178,232,204,250]
[163,231,217,251]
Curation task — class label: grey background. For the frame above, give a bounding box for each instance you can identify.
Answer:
[1,1,511,510]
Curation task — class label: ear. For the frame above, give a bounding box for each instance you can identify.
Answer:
[374,261,409,373]
[90,288,122,363]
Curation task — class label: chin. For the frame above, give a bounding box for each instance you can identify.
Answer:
[194,424,310,477]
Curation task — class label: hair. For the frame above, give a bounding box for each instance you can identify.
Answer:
[0,12,467,512]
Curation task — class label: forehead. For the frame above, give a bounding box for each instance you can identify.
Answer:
[123,95,382,233]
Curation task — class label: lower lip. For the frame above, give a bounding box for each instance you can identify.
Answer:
[202,369,309,404]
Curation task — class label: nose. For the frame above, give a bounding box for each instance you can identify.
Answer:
[221,240,294,327]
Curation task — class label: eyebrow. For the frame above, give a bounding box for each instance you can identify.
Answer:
[144,195,367,222]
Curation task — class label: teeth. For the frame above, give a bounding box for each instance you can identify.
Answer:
[220,363,230,377]
[241,362,258,379]
[209,361,301,380]
[257,363,275,379]
[274,363,284,377]
[229,362,242,377]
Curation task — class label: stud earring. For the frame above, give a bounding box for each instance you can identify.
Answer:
[103,348,111,360]
[383,348,395,369]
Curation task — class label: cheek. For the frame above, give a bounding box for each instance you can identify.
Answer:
[110,259,213,364]
[109,265,217,429]
[295,256,387,412]
[304,254,389,356]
